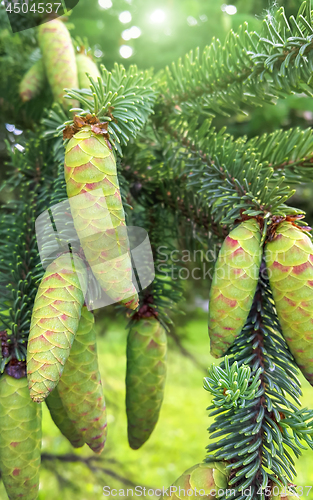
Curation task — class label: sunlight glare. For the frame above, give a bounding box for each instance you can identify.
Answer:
[150,9,166,24]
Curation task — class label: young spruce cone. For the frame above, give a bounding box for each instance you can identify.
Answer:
[56,306,107,454]
[160,462,229,499]
[0,375,41,500]
[64,125,139,310]
[27,253,87,402]
[208,219,262,358]
[126,316,167,449]
[265,221,313,386]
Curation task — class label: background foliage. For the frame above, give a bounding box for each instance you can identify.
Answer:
[1,0,313,498]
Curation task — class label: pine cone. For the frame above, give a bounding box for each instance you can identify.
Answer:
[46,386,84,449]
[19,59,46,102]
[160,462,229,499]
[0,375,41,500]
[126,316,167,450]
[27,253,87,403]
[38,19,78,108]
[57,306,107,454]
[64,125,139,310]
[76,54,101,90]
[208,219,262,358]
[265,221,313,385]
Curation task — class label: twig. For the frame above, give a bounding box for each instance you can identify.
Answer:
[41,453,155,490]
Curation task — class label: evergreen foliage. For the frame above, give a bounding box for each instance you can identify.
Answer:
[1,0,313,497]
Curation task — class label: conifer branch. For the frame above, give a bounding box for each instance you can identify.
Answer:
[2,1,313,493]
[205,265,313,497]
[157,1,313,118]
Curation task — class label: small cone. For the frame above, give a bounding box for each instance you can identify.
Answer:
[265,221,313,385]
[64,125,139,310]
[76,53,101,89]
[57,306,107,454]
[0,375,41,500]
[46,386,84,448]
[19,59,46,102]
[126,316,167,449]
[208,219,262,358]
[160,462,229,499]
[27,253,87,402]
[38,19,78,108]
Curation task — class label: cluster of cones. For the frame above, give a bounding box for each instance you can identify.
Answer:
[208,217,313,388]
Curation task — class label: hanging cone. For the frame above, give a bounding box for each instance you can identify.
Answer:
[46,386,84,449]
[208,219,262,358]
[19,59,46,102]
[57,306,107,454]
[265,221,313,385]
[38,19,78,109]
[27,253,87,403]
[76,53,101,90]
[64,125,139,310]
[0,375,41,500]
[126,316,167,450]
[160,462,229,499]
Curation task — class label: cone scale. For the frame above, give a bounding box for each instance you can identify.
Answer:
[57,306,107,454]
[208,219,262,358]
[126,316,167,450]
[64,125,139,310]
[0,375,41,500]
[27,253,87,403]
[265,221,313,385]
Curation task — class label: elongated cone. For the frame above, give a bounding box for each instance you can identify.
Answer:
[76,53,101,89]
[46,386,84,448]
[19,59,45,102]
[38,19,78,109]
[160,462,229,499]
[64,125,139,310]
[27,253,87,403]
[57,306,107,454]
[208,219,262,358]
[126,316,167,449]
[0,375,41,500]
[265,221,313,385]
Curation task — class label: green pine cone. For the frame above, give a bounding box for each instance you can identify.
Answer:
[45,386,84,448]
[265,221,313,385]
[19,59,46,102]
[38,19,78,109]
[57,306,107,454]
[208,219,262,358]
[76,53,101,89]
[0,375,41,500]
[64,125,139,310]
[27,253,87,403]
[160,462,229,499]
[126,316,167,450]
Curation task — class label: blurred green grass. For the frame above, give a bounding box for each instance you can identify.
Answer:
[1,311,312,499]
